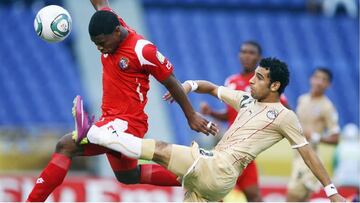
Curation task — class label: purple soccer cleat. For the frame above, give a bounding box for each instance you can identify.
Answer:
[72,95,93,145]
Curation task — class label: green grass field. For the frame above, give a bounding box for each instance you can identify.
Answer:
[256,139,336,176]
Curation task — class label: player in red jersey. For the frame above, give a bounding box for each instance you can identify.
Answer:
[200,41,289,202]
[26,0,217,202]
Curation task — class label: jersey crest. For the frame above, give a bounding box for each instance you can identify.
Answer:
[119,57,129,70]
[266,109,279,120]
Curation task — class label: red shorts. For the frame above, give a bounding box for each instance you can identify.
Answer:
[82,117,147,172]
[235,161,259,190]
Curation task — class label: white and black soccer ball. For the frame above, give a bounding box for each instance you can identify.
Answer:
[34,5,72,43]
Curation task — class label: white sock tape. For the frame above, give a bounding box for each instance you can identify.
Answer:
[324,183,338,197]
[184,80,198,92]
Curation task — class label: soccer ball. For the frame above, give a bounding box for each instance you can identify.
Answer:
[34,5,72,43]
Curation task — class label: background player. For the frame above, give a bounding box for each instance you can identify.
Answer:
[26,0,217,201]
[83,57,346,202]
[286,68,340,201]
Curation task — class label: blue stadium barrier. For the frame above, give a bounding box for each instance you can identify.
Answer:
[0,6,84,128]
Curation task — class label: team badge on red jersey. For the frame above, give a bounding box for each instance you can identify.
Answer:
[119,57,129,70]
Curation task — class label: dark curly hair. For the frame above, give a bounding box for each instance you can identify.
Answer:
[89,10,120,37]
[259,57,290,94]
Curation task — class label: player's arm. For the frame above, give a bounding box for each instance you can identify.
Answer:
[90,0,109,10]
[307,104,340,145]
[189,81,245,112]
[161,76,218,136]
[163,80,218,101]
[165,81,229,121]
[321,104,340,145]
[191,80,219,96]
[280,111,345,202]
[164,80,244,111]
[297,145,345,202]
[320,133,339,144]
[140,44,218,135]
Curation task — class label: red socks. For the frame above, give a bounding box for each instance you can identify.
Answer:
[27,158,178,201]
[140,164,181,186]
[26,153,71,202]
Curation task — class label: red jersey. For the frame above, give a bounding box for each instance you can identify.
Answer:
[99,7,173,136]
[225,73,289,126]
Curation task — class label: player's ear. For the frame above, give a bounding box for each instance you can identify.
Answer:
[270,81,280,92]
[114,26,121,36]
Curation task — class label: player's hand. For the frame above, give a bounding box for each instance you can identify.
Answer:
[188,112,219,136]
[303,129,322,144]
[329,194,346,202]
[162,82,192,103]
[200,102,212,115]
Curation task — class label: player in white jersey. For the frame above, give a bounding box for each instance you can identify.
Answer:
[286,68,340,201]
[76,57,345,202]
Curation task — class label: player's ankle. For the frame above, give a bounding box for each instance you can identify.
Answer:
[141,139,156,160]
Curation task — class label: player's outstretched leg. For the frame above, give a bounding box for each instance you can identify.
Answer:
[86,127,195,179]
[106,151,181,186]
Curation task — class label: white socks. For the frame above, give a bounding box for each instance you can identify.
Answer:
[87,124,142,159]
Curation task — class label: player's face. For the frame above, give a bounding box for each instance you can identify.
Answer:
[310,70,330,94]
[91,30,120,54]
[249,67,280,101]
[249,67,271,100]
[239,44,261,71]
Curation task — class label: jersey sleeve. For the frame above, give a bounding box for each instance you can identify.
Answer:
[217,86,246,111]
[279,111,309,149]
[141,43,174,82]
[323,103,340,134]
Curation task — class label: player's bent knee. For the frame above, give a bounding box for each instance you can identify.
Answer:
[114,169,140,184]
[55,133,80,157]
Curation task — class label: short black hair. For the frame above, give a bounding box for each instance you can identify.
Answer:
[314,67,333,82]
[89,10,120,37]
[242,40,262,55]
[259,57,289,94]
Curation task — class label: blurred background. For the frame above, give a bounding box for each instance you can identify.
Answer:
[0,0,359,201]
